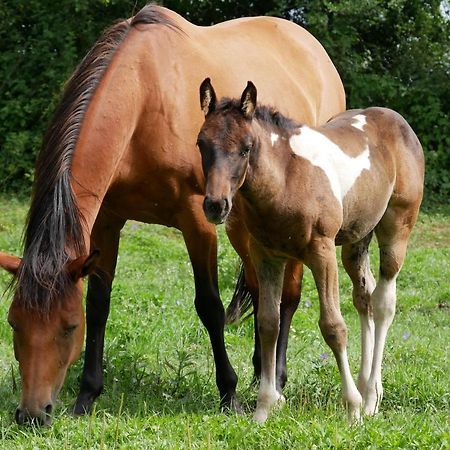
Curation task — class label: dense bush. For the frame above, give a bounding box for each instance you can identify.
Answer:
[1,0,448,200]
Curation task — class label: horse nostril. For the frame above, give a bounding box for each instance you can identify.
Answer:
[15,408,25,425]
[223,197,230,213]
[44,404,53,416]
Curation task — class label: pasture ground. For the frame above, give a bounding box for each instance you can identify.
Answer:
[0,196,448,449]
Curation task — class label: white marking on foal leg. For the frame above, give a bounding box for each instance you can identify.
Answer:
[364,276,397,415]
[351,114,367,131]
[336,348,363,423]
[357,267,376,395]
[289,127,370,205]
[270,132,279,146]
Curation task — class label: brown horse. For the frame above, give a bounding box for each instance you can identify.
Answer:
[0,5,344,425]
[198,79,424,423]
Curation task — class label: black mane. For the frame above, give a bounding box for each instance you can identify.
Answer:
[15,5,178,312]
[216,98,300,131]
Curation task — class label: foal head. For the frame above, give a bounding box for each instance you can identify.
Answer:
[0,251,98,425]
[198,78,258,224]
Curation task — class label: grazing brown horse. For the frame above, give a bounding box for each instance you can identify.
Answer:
[0,5,344,425]
[198,79,424,423]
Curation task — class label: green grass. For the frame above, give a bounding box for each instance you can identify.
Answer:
[0,195,449,449]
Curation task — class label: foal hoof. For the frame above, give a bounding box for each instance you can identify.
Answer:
[253,408,269,424]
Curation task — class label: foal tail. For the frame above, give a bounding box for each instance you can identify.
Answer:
[225,264,254,325]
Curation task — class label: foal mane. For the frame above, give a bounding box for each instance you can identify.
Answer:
[16,5,178,312]
[216,98,300,131]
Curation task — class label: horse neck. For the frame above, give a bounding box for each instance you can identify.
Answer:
[242,122,290,208]
[70,43,150,248]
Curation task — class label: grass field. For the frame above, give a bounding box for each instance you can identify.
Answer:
[0,195,448,449]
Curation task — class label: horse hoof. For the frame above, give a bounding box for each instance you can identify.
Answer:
[220,395,243,414]
[73,396,95,416]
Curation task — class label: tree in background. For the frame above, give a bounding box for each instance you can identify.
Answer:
[1,0,448,200]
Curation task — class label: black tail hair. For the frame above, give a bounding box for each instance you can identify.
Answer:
[225,264,254,324]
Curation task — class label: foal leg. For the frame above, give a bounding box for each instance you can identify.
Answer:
[180,206,239,411]
[364,208,413,415]
[239,262,301,393]
[226,208,302,391]
[306,237,362,423]
[74,216,125,415]
[251,245,286,424]
[341,233,376,395]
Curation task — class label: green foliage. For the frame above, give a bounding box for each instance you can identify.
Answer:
[0,1,449,201]
[0,0,147,192]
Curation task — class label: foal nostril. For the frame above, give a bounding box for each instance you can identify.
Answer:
[204,196,221,214]
[44,403,53,416]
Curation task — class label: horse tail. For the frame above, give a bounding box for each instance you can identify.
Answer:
[225,264,254,325]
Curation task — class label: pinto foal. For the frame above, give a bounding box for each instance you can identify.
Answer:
[197,79,424,423]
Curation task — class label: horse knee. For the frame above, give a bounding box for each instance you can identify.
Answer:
[319,317,348,351]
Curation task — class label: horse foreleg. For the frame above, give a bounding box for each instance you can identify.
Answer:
[251,244,286,424]
[180,208,239,411]
[73,217,124,415]
[306,237,362,423]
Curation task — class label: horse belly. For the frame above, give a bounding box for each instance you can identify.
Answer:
[336,183,393,245]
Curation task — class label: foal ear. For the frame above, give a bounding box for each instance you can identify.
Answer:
[240,81,257,120]
[200,77,217,116]
[0,252,21,276]
[67,250,100,281]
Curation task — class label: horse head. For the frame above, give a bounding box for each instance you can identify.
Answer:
[0,251,98,425]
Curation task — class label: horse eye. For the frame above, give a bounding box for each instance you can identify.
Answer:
[63,325,77,337]
[8,321,17,332]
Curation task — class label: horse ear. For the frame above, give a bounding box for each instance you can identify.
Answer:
[200,77,217,116]
[0,252,21,276]
[240,81,257,120]
[67,250,100,281]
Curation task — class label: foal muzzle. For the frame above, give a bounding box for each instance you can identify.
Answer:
[203,196,230,224]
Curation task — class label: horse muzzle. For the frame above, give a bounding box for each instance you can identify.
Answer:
[15,402,53,426]
[203,195,231,224]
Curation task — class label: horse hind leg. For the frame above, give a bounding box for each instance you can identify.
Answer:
[341,233,376,396]
[364,204,418,416]
[275,260,302,393]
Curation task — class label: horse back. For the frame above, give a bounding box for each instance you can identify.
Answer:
[315,107,424,243]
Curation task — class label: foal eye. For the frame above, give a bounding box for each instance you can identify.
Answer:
[239,144,252,157]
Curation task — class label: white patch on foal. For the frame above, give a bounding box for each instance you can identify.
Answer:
[270,132,279,146]
[351,114,367,131]
[289,126,370,205]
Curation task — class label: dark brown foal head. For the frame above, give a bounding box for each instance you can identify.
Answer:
[0,251,98,425]
[198,78,258,224]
